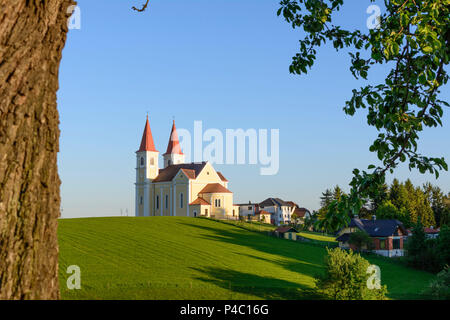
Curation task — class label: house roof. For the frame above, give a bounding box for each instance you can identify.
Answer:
[199,183,232,194]
[341,218,407,237]
[293,207,310,218]
[336,233,350,242]
[424,228,440,234]
[274,226,298,233]
[137,116,158,153]
[190,197,210,206]
[217,172,228,182]
[164,120,183,155]
[152,162,207,183]
[255,210,271,216]
[259,198,292,207]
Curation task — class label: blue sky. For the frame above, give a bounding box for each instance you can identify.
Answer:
[58,0,449,218]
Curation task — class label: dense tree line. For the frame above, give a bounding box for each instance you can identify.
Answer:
[315,179,449,233]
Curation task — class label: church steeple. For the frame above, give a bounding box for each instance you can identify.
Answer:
[163,120,185,167]
[135,116,160,217]
[137,115,158,152]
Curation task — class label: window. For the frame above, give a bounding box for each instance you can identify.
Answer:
[248,206,252,210]
[180,193,184,208]
[156,196,159,209]
[140,157,144,166]
[140,196,143,205]
[380,239,386,249]
[168,160,172,166]
[233,210,235,217]
[215,199,221,207]
[205,209,208,215]
[165,195,168,209]
[150,158,154,165]
[393,238,400,249]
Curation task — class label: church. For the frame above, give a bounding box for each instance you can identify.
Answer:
[135,117,238,219]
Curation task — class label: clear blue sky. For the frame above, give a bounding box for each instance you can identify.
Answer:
[58,0,449,218]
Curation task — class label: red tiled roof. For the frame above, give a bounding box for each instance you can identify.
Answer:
[190,197,210,206]
[164,120,183,155]
[217,172,228,182]
[180,168,196,180]
[255,210,271,216]
[137,116,158,152]
[199,183,232,194]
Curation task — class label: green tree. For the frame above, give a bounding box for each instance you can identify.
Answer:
[316,248,387,300]
[278,0,449,233]
[349,230,374,252]
[320,189,334,208]
[406,220,427,269]
[376,200,410,226]
[437,225,450,268]
[425,265,450,300]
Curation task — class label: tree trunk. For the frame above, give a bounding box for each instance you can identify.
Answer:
[0,0,75,299]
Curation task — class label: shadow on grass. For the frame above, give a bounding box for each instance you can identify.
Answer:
[193,267,323,300]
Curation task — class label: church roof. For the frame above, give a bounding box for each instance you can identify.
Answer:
[152,162,207,183]
[137,116,158,153]
[217,172,228,182]
[164,120,183,155]
[199,183,232,194]
[190,197,211,206]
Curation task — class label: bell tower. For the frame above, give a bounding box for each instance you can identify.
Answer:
[135,116,159,216]
[163,120,185,167]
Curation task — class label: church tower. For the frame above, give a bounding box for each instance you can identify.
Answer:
[135,116,159,216]
[163,120,185,167]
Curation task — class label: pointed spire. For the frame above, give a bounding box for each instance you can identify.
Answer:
[137,115,158,152]
[164,120,183,155]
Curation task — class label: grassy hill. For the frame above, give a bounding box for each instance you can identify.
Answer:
[58,217,434,300]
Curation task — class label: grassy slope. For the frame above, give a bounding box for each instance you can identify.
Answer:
[58,217,434,300]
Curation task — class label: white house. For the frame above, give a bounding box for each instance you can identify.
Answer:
[258,198,295,226]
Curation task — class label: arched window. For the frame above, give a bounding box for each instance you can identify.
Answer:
[156,196,159,209]
[150,158,154,165]
[165,195,168,209]
[140,196,143,205]
[140,157,144,166]
[168,160,172,166]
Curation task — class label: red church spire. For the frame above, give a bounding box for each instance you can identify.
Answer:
[137,116,158,152]
[164,120,183,155]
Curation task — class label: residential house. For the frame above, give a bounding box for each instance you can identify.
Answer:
[274,226,298,241]
[336,218,407,257]
[259,198,296,226]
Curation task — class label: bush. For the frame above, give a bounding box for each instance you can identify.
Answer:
[425,265,450,300]
[315,247,388,300]
[348,230,374,252]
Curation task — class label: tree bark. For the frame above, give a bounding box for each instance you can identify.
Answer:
[0,0,75,299]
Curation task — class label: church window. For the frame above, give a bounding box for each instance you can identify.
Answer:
[165,195,168,209]
[180,193,184,208]
[140,157,144,167]
[150,158,154,165]
[140,196,143,205]
[215,199,221,207]
[156,196,159,209]
[168,160,172,166]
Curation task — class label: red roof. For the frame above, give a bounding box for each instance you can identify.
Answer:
[199,183,232,194]
[217,172,228,182]
[190,198,210,206]
[164,120,183,155]
[137,116,158,152]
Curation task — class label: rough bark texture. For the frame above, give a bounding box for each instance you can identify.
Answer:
[0,0,75,299]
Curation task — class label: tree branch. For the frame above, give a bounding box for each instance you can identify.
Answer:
[132,0,150,12]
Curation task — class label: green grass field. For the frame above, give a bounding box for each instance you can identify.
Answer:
[58,217,434,300]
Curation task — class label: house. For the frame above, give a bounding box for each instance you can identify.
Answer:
[424,227,440,239]
[292,206,312,224]
[237,202,260,220]
[274,226,298,241]
[336,218,407,257]
[259,198,296,226]
[135,117,236,219]
[254,210,271,224]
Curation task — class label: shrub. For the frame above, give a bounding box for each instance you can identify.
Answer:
[348,230,374,252]
[315,247,388,300]
[425,265,450,300]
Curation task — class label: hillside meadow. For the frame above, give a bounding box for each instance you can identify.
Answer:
[58,217,434,300]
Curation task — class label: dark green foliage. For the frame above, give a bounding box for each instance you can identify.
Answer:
[316,248,388,300]
[425,265,450,300]
[349,230,374,252]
